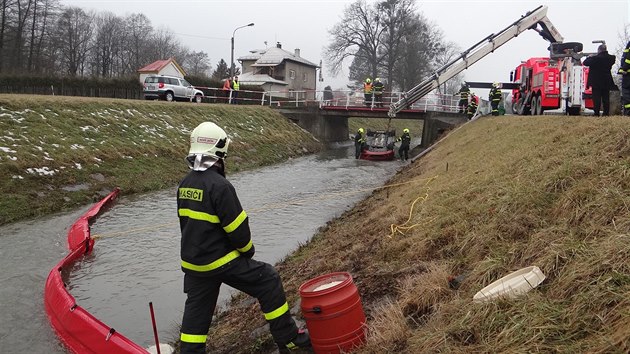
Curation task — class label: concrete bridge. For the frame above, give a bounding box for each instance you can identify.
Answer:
[276,105,468,148]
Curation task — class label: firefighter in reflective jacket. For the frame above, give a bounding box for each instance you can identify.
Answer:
[177,122,310,353]
[457,83,470,114]
[618,41,630,115]
[396,128,411,161]
[489,82,502,116]
[355,127,366,159]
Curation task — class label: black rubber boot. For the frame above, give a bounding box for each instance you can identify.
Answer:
[278,328,311,352]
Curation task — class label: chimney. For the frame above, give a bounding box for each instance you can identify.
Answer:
[276,42,282,49]
[294,48,300,57]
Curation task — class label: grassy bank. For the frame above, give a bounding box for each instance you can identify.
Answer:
[0,94,322,225]
[205,115,630,353]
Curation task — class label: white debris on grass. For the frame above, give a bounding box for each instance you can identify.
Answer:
[8,156,17,161]
[51,143,60,148]
[93,157,102,162]
[35,146,43,151]
[74,162,82,170]
[12,175,24,179]
[70,144,85,150]
[80,126,96,132]
[39,114,46,120]
[44,156,54,161]
[126,109,135,116]
[123,155,134,159]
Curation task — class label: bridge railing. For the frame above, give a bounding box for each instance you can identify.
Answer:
[192,86,461,113]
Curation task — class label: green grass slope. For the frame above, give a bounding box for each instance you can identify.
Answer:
[0,95,322,225]
[205,115,630,353]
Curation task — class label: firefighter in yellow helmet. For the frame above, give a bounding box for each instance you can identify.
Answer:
[373,78,384,107]
[177,122,311,353]
[355,127,366,159]
[489,82,502,116]
[396,128,411,161]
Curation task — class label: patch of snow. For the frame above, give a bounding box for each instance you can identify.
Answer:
[74,163,82,170]
[26,166,55,176]
[70,144,85,150]
[0,146,16,153]
[12,175,24,179]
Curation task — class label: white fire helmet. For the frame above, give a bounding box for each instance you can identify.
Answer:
[187,122,230,170]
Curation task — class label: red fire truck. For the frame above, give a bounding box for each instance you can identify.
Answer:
[510,49,594,116]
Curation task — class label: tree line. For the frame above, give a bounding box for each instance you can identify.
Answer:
[0,0,224,78]
[325,0,462,93]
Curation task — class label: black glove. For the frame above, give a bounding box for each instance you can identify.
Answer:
[240,245,255,259]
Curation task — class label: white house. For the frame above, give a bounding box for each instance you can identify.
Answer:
[137,58,187,84]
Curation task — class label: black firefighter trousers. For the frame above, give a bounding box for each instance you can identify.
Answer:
[180,258,298,354]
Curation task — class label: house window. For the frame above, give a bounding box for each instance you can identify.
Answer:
[289,70,296,80]
[302,73,307,82]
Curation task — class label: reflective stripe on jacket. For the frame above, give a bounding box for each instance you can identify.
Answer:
[177,167,252,276]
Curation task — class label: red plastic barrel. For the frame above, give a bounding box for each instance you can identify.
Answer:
[299,272,366,354]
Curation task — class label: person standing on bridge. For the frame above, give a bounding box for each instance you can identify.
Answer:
[231,76,240,104]
[396,128,411,161]
[355,127,366,159]
[363,78,373,107]
[177,122,311,354]
[618,41,630,115]
[373,78,384,107]
[583,44,616,117]
[489,82,502,116]
[222,77,232,103]
[457,83,470,114]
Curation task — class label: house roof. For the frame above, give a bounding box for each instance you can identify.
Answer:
[238,72,288,86]
[239,47,319,68]
[137,57,187,75]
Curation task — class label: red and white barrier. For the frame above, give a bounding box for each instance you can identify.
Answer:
[44,188,150,354]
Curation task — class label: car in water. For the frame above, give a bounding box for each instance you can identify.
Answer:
[143,75,204,103]
[360,129,396,161]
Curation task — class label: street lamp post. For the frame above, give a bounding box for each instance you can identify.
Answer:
[230,23,254,78]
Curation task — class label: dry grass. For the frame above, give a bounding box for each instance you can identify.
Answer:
[204,115,630,353]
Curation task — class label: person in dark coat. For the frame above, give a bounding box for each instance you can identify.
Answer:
[583,44,616,116]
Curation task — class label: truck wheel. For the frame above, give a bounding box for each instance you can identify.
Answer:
[531,96,539,115]
[534,96,543,116]
[165,91,174,102]
[194,94,202,103]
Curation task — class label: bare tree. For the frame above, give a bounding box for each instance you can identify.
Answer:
[324,0,384,80]
[91,11,122,77]
[376,0,416,89]
[184,50,210,77]
[123,13,152,74]
[54,6,94,76]
[434,40,464,95]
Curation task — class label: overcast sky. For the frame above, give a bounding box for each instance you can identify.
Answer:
[62,0,629,92]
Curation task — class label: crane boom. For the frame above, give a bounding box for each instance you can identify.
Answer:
[388,5,563,117]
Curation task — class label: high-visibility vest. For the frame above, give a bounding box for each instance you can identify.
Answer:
[232,81,240,90]
[364,82,373,94]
